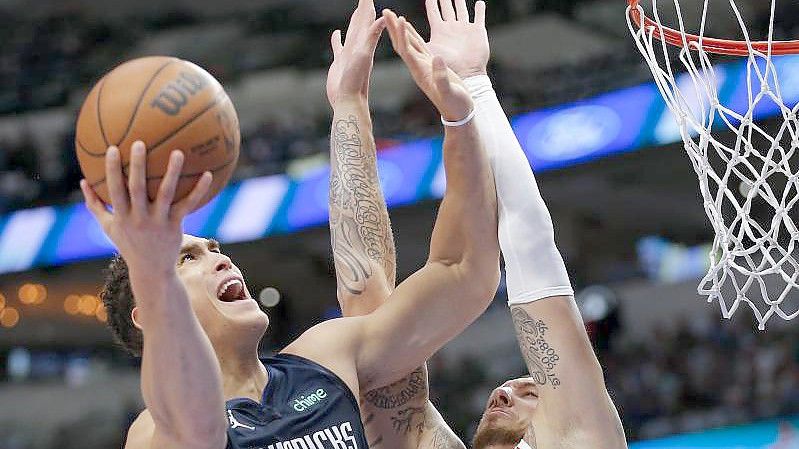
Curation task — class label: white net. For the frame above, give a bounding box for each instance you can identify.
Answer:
[627,0,799,329]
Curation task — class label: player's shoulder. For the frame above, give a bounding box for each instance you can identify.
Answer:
[125,409,155,449]
[281,316,366,393]
[286,315,365,354]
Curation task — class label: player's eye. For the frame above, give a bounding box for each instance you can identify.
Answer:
[180,253,196,264]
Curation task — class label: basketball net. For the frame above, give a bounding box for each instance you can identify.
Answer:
[626,0,799,329]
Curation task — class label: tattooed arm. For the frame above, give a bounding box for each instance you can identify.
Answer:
[326,4,462,449]
[410,0,625,446]
[327,0,394,311]
[329,108,395,309]
[510,301,625,449]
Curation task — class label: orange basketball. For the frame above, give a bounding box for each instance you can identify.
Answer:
[75,56,240,210]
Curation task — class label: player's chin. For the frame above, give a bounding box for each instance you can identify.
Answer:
[473,416,525,449]
[218,298,270,326]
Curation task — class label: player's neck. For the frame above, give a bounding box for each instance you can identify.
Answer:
[216,346,268,401]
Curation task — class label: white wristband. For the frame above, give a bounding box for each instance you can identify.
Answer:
[441,109,476,127]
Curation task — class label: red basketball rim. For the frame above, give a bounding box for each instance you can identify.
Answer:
[627,0,799,56]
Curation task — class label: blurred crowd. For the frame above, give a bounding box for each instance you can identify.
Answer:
[606,314,799,441]
[0,0,635,215]
[425,311,799,443]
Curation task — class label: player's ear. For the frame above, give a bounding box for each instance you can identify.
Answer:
[131,307,143,330]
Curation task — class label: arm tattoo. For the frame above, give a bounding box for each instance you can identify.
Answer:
[429,425,463,449]
[511,307,562,388]
[422,411,465,449]
[329,114,396,295]
[368,435,384,448]
[390,406,426,434]
[364,366,426,409]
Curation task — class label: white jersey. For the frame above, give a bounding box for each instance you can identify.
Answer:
[516,440,534,449]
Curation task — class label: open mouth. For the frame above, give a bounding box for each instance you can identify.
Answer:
[217,277,248,302]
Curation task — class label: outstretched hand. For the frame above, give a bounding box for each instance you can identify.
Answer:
[382,9,473,122]
[326,0,386,107]
[79,142,212,274]
[425,0,489,79]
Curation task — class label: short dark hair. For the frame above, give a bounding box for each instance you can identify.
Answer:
[100,255,143,357]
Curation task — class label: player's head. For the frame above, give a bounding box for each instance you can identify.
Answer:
[472,377,538,449]
[101,234,269,357]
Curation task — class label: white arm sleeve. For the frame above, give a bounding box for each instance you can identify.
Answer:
[463,75,574,304]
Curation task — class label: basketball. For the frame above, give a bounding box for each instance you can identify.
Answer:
[75,56,240,210]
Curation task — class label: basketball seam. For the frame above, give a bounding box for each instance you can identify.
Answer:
[116,59,179,147]
[76,138,105,157]
[96,78,109,148]
[77,89,225,159]
[89,155,236,188]
[88,93,232,187]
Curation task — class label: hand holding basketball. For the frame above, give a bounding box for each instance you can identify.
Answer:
[75,57,240,210]
[80,142,212,273]
[383,10,473,122]
[425,0,489,79]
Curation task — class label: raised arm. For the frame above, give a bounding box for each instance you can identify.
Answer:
[326,5,462,449]
[326,0,394,314]
[81,144,225,449]
[350,10,500,391]
[425,1,627,447]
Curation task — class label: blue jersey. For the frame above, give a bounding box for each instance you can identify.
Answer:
[225,353,368,449]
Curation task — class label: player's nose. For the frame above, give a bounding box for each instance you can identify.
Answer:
[213,253,233,272]
[490,386,513,408]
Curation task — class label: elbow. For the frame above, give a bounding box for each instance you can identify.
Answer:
[458,256,502,305]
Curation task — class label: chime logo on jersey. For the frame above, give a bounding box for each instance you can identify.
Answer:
[291,388,328,412]
[263,421,358,449]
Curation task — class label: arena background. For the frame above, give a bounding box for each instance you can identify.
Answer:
[1,0,799,448]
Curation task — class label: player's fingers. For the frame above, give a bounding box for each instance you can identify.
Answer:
[347,0,375,42]
[79,179,111,224]
[439,0,456,21]
[475,0,486,25]
[383,10,404,54]
[366,17,386,54]
[396,17,411,54]
[172,171,213,221]
[405,21,428,54]
[154,150,184,219]
[331,29,343,57]
[425,0,443,25]
[127,141,148,215]
[105,146,129,214]
[357,0,376,17]
[344,10,359,42]
[455,0,469,21]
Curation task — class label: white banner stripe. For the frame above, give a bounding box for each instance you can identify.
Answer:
[217,176,290,243]
[0,207,56,273]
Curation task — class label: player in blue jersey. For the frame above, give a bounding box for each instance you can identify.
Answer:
[79,2,500,448]
[327,2,628,449]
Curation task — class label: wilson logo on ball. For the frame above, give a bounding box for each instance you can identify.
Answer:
[150,71,208,116]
